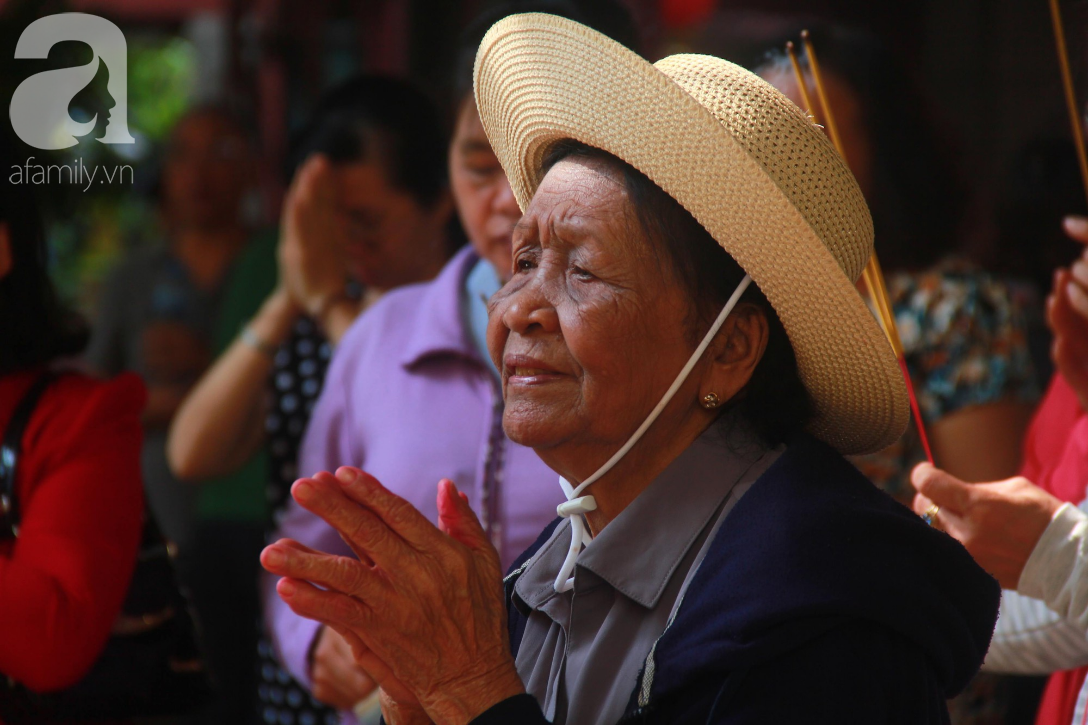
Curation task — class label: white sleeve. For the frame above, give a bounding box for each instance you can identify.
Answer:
[1074,681,1088,725]
[983,589,1088,673]
[982,502,1088,674]
[1020,502,1088,629]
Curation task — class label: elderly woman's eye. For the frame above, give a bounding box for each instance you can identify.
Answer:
[572,265,595,281]
[516,257,536,272]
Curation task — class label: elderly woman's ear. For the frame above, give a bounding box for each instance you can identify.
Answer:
[700,302,769,406]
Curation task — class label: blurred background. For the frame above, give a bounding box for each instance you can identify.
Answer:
[0,0,1079,361]
[1,1,1084,724]
[0,0,1082,334]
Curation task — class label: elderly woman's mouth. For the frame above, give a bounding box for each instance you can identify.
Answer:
[504,355,564,381]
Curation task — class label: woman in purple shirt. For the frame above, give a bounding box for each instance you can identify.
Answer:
[263,2,638,718]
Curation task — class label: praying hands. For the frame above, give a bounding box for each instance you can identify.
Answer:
[260,468,524,725]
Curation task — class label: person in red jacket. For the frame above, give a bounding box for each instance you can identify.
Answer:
[910,216,1088,725]
[0,133,145,713]
[1016,214,1088,725]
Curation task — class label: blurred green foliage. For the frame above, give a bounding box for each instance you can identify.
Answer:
[0,0,197,312]
[57,35,196,313]
[128,36,195,142]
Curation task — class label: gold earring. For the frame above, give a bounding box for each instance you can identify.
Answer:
[701,392,721,409]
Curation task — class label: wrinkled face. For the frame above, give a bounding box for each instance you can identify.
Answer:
[162,111,252,230]
[486,157,699,459]
[335,161,448,289]
[449,98,521,280]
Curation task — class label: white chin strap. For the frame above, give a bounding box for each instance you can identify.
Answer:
[553,275,752,592]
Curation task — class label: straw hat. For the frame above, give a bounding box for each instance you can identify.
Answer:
[473,13,909,455]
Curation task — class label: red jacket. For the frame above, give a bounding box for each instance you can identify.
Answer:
[0,369,145,708]
[1023,375,1088,725]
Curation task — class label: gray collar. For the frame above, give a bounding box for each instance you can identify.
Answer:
[516,418,769,610]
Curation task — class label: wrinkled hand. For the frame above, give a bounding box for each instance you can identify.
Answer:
[261,468,524,725]
[910,463,1064,588]
[381,689,433,725]
[279,155,348,317]
[1049,216,1088,411]
[267,539,421,711]
[310,626,377,711]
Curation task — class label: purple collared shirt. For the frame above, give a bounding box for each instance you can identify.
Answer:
[263,246,563,702]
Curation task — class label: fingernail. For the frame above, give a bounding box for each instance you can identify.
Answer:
[336,468,357,485]
[264,547,284,567]
[278,578,296,597]
[293,480,313,502]
[1066,216,1088,236]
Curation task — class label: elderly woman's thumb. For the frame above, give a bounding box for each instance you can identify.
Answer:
[437,479,489,550]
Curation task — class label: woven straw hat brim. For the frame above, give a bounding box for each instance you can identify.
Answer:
[473,13,909,455]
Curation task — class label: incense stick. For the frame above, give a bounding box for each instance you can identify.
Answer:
[798,30,935,463]
[785,41,819,124]
[800,32,896,337]
[801,31,846,158]
[787,37,899,342]
[862,266,895,344]
[1049,0,1088,207]
[794,32,895,340]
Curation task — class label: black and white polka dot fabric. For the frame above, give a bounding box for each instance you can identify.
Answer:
[258,316,339,725]
[257,636,340,725]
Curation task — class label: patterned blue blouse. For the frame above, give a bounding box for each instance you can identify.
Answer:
[851,260,1039,504]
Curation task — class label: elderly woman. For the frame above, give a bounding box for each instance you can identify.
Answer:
[261,14,1000,724]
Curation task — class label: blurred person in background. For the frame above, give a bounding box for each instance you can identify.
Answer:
[86,105,255,554]
[0,130,145,719]
[909,222,1088,725]
[756,25,1042,725]
[85,105,261,725]
[261,2,638,722]
[167,75,455,725]
[988,138,1087,383]
[756,26,1038,503]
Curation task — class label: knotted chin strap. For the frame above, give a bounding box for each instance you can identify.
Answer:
[551,275,752,593]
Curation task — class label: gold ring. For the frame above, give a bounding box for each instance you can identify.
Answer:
[922,504,940,527]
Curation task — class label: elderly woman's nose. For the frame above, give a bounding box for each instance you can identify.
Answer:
[502,287,560,335]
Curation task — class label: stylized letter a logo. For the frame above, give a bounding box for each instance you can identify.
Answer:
[9,13,135,150]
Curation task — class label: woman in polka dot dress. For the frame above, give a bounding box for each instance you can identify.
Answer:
[168,75,456,724]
